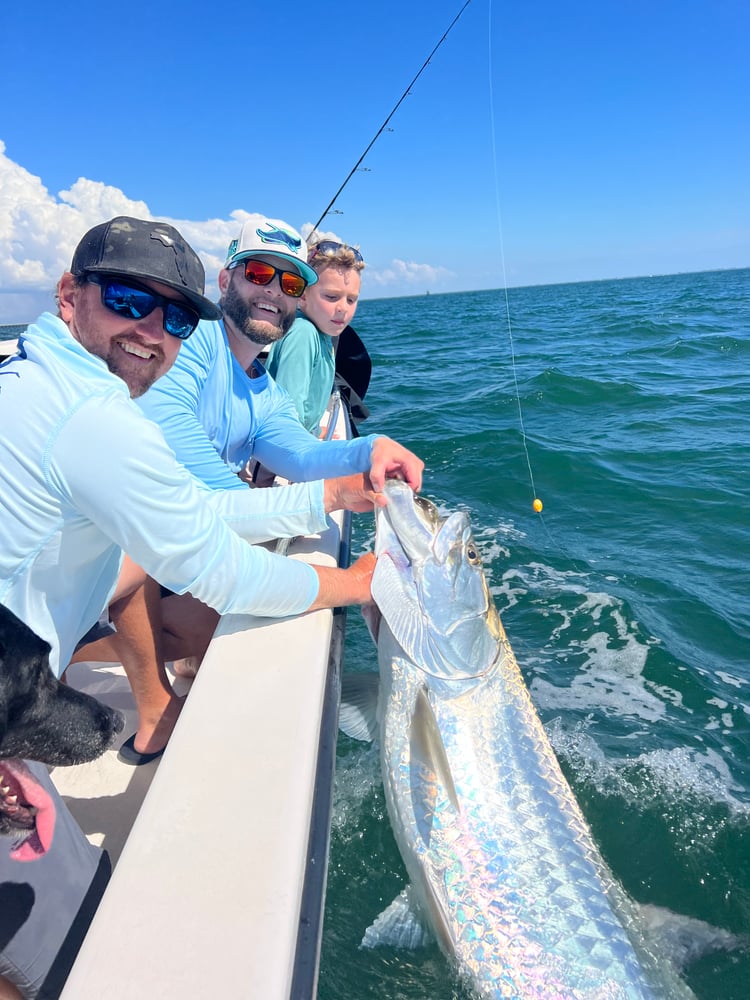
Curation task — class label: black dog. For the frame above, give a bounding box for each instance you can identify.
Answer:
[0,604,124,856]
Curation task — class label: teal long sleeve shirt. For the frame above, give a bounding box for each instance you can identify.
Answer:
[265,315,336,435]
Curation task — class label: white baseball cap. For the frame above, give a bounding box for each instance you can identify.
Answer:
[224,218,318,286]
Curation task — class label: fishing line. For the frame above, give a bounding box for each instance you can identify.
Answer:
[312,0,474,232]
[486,3,588,579]
[486,0,545,520]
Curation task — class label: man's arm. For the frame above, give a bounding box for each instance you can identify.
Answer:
[253,381,423,491]
[308,553,375,611]
[56,400,372,620]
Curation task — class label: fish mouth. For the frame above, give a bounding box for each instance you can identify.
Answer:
[380,481,462,567]
[0,758,56,861]
[376,481,501,679]
[383,481,444,530]
[379,481,440,559]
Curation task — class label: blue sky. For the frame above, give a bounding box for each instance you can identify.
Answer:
[0,0,748,322]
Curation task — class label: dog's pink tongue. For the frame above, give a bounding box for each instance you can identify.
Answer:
[3,759,57,861]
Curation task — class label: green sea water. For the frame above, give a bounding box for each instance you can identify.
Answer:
[3,270,747,997]
[319,269,750,999]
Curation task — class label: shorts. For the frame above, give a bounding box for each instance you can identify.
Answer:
[0,762,110,998]
[74,610,115,651]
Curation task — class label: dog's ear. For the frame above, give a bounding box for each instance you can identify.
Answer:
[0,686,8,751]
[0,604,53,669]
[0,603,124,766]
[0,605,52,753]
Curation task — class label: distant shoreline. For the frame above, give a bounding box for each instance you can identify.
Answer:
[360,265,750,304]
[2,265,747,322]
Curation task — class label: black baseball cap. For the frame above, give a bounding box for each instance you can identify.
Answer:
[71,216,220,320]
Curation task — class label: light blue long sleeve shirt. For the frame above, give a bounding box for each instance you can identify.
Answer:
[137,318,375,487]
[265,315,335,435]
[0,314,322,676]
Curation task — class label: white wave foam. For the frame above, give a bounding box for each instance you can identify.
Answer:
[546,721,750,820]
[331,741,382,835]
[715,670,747,690]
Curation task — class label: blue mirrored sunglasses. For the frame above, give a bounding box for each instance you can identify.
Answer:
[86,274,200,340]
[308,240,364,263]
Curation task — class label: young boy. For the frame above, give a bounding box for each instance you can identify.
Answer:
[266,240,364,435]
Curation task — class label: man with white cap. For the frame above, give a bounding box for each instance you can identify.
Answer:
[75,217,424,763]
[138,217,421,493]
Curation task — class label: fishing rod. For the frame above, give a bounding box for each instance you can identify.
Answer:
[312,0,473,232]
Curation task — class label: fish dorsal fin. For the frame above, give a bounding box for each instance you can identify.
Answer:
[339,673,379,742]
[411,687,460,816]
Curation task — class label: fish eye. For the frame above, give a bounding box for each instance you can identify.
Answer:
[466,544,480,563]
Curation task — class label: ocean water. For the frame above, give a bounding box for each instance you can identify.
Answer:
[319,269,750,999]
[0,325,25,340]
[2,270,748,997]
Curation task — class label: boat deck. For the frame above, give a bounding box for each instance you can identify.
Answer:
[51,659,193,866]
[55,514,346,998]
[53,510,348,998]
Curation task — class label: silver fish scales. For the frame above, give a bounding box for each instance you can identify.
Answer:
[365,480,695,999]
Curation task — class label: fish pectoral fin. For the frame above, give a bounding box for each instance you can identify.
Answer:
[339,672,380,742]
[411,687,460,815]
[360,886,434,950]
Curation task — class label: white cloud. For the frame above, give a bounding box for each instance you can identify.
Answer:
[0,144,242,323]
[300,223,343,244]
[365,258,453,294]
[0,142,155,322]
[0,145,449,323]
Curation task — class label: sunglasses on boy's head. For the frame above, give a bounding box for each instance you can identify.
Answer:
[86,274,200,340]
[308,240,364,263]
[235,259,308,298]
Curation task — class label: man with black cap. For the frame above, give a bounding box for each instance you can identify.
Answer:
[0,216,388,753]
[64,215,222,395]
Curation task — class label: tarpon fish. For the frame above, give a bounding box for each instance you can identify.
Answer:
[341,480,695,999]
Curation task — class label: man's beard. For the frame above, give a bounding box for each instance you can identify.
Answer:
[103,343,168,398]
[220,278,295,346]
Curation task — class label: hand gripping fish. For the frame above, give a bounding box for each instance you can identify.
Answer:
[341,480,695,999]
